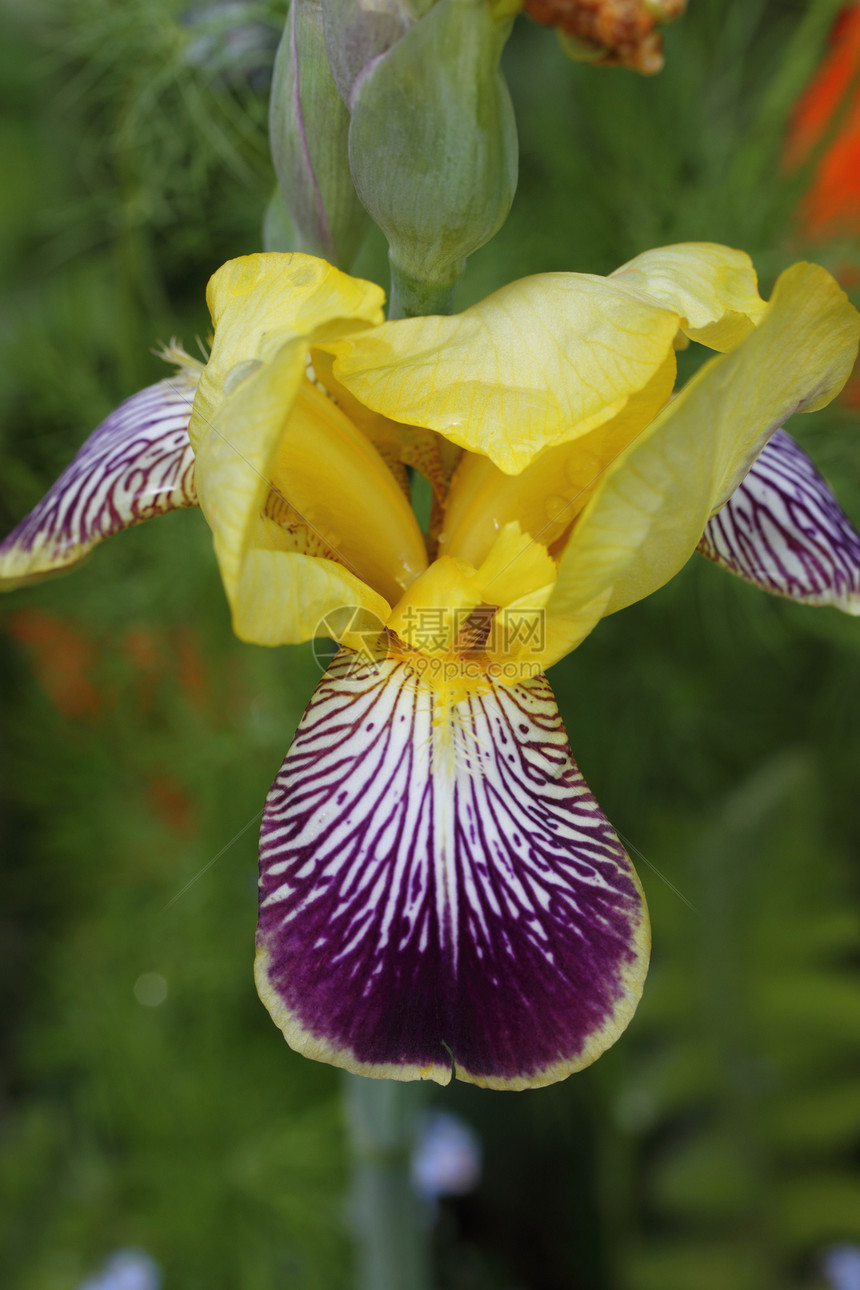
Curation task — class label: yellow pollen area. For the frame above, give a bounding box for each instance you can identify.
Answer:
[269,378,428,604]
[384,634,502,712]
[384,527,556,710]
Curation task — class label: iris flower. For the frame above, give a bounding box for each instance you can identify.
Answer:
[2,244,859,1090]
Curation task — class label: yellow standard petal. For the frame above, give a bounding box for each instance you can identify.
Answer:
[194,336,425,646]
[610,242,768,351]
[191,252,386,451]
[541,261,860,666]
[440,352,676,565]
[326,273,681,474]
[190,252,429,644]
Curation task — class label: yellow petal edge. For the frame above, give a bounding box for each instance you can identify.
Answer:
[542,261,860,666]
[611,242,768,351]
[328,273,682,474]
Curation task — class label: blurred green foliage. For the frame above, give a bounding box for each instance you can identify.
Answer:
[1,1,859,1287]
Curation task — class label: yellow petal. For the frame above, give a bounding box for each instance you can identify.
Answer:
[474,522,556,608]
[309,348,461,510]
[270,379,428,603]
[194,335,419,645]
[232,528,390,647]
[387,557,484,654]
[326,273,681,474]
[440,352,676,564]
[191,252,385,449]
[610,243,768,352]
[543,261,860,666]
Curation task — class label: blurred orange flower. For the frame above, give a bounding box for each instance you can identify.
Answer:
[7,608,102,722]
[787,4,860,406]
[524,0,685,74]
[788,3,860,239]
[6,610,211,836]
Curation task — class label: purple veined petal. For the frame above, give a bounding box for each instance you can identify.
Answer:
[698,427,860,613]
[0,367,200,589]
[256,652,650,1090]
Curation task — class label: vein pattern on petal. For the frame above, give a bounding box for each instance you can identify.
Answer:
[699,428,860,613]
[0,371,200,589]
[327,273,680,473]
[256,652,649,1089]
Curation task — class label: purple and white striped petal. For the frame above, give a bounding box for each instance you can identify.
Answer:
[698,428,860,612]
[0,368,200,589]
[256,653,650,1090]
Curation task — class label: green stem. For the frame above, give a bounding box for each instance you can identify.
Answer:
[387,259,465,320]
[343,1074,431,1290]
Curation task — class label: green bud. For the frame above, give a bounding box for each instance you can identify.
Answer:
[269,0,369,269]
[321,0,413,106]
[262,186,294,253]
[347,0,518,300]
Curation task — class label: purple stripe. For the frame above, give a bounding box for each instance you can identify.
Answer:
[257,653,648,1086]
[699,428,860,611]
[0,374,198,578]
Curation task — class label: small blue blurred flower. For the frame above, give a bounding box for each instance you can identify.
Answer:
[823,1244,860,1290]
[77,1249,162,1290]
[411,1110,481,1203]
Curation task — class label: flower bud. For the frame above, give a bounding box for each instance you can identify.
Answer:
[262,185,294,253]
[347,0,518,307]
[321,0,413,106]
[269,0,369,268]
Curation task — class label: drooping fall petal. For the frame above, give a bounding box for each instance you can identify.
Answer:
[255,651,649,1090]
[0,368,200,589]
[699,428,860,612]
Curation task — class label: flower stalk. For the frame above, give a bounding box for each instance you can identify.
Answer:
[387,265,463,320]
[344,1075,431,1290]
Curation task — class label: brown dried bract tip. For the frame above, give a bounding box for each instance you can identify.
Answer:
[524,0,686,75]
